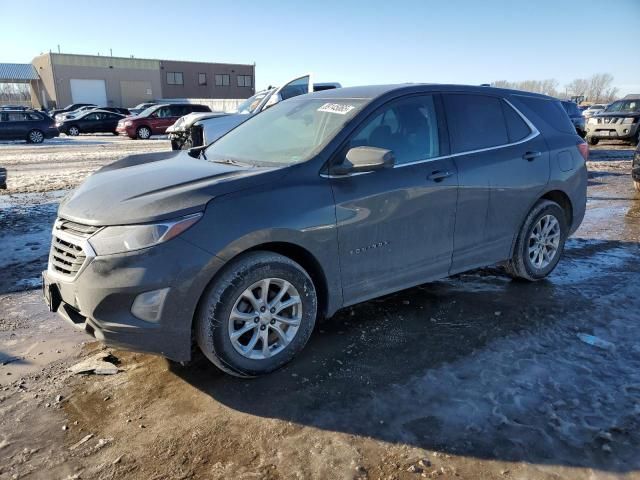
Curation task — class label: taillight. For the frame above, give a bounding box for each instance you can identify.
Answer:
[577,141,589,162]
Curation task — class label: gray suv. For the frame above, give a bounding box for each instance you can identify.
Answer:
[43,84,587,377]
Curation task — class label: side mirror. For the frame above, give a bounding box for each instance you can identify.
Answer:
[332,147,395,175]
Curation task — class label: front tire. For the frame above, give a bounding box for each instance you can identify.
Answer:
[67,125,80,136]
[27,129,44,144]
[196,251,317,377]
[505,200,568,281]
[136,126,151,140]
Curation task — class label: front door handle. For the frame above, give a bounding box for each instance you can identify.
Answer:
[523,151,541,161]
[428,170,453,182]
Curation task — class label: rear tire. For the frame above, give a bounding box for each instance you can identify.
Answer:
[27,129,44,144]
[67,125,80,136]
[505,200,568,281]
[196,251,317,377]
[587,136,599,146]
[136,126,151,140]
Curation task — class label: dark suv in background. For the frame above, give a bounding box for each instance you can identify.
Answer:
[561,100,586,138]
[0,110,59,143]
[116,103,211,139]
[43,84,587,377]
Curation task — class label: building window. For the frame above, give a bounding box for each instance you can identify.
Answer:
[237,75,252,87]
[166,72,184,85]
[198,73,207,86]
[215,74,230,86]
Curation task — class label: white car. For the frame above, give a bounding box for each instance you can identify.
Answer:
[167,74,341,151]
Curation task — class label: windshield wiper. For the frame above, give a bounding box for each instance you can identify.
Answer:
[210,157,249,167]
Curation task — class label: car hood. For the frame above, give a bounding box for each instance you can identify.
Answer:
[594,111,640,118]
[58,150,284,226]
[167,112,228,133]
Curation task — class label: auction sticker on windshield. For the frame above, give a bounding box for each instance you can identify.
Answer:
[317,103,356,115]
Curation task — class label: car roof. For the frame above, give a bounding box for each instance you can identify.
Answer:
[304,83,555,100]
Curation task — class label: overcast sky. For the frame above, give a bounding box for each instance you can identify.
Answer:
[2,0,639,95]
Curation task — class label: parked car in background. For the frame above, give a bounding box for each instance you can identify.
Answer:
[0,110,59,143]
[633,143,640,192]
[116,103,211,139]
[0,167,6,189]
[43,84,587,376]
[49,103,96,120]
[128,102,157,116]
[586,96,640,145]
[1,105,31,111]
[168,75,341,150]
[59,106,131,121]
[561,101,586,138]
[57,110,126,136]
[582,104,606,118]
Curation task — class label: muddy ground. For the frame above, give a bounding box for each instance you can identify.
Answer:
[0,138,639,480]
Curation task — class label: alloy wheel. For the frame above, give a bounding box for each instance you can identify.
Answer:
[228,278,302,360]
[29,130,44,143]
[528,214,561,269]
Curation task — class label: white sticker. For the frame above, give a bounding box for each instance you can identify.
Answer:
[317,103,355,115]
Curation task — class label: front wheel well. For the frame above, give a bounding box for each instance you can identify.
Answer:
[245,242,329,320]
[541,190,573,227]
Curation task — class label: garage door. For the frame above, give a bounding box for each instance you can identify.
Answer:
[70,79,107,106]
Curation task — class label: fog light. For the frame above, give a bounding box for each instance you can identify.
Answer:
[131,288,169,323]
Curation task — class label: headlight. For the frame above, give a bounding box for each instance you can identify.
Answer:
[622,117,637,124]
[588,118,598,125]
[88,213,202,255]
[124,121,132,127]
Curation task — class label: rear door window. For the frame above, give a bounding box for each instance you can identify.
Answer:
[443,94,509,153]
[7,112,28,122]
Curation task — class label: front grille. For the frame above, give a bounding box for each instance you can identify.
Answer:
[50,237,86,276]
[49,219,100,278]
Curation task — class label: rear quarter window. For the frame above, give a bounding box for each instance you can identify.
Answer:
[501,101,531,142]
[443,93,509,153]
[516,96,575,134]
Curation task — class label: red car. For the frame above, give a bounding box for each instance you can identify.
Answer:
[116,103,210,139]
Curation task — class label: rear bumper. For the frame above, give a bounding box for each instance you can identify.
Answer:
[43,237,225,362]
[45,127,59,139]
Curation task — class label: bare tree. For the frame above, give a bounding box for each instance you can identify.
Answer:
[491,79,558,97]
[566,78,589,98]
[587,73,615,103]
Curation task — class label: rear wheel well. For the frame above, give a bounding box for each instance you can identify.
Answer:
[541,190,572,226]
[245,242,329,320]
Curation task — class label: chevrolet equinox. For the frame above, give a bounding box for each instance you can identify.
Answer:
[43,84,588,377]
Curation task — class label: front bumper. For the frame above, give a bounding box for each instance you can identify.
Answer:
[45,127,60,139]
[43,236,225,362]
[586,121,639,140]
[116,125,136,138]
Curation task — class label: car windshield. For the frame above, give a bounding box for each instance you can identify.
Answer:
[234,91,273,114]
[604,100,640,113]
[138,105,159,117]
[205,97,367,166]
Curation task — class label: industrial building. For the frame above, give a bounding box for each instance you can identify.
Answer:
[1,53,255,109]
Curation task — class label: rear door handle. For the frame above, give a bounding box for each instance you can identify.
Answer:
[428,170,453,182]
[523,151,541,161]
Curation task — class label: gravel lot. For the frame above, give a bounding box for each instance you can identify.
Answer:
[0,137,639,480]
